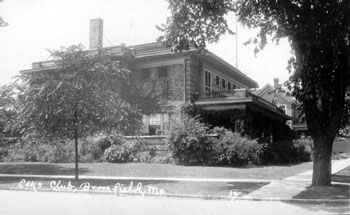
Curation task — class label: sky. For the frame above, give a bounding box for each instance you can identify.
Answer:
[0,0,293,88]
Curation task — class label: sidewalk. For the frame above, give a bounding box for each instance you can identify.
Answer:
[245,158,350,202]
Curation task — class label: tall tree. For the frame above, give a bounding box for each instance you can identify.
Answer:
[0,0,8,27]
[16,44,141,179]
[159,0,350,186]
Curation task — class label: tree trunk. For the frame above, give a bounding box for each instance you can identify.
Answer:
[311,135,334,186]
[74,109,79,180]
[74,127,79,180]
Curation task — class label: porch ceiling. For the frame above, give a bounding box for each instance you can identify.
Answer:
[292,123,308,131]
[194,97,251,111]
[194,97,291,122]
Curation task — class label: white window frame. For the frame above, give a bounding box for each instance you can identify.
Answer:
[203,66,244,92]
[204,70,212,92]
[277,104,287,114]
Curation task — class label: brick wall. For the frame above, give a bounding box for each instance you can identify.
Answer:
[131,63,185,114]
[124,136,169,156]
[185,56,201,102]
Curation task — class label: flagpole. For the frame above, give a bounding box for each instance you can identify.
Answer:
[235,13,238,68]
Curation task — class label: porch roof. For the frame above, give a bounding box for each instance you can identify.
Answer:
[194,89,291,121]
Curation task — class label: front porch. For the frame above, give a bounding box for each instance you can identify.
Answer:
[194,89,292,142]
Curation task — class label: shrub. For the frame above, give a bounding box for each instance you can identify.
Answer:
[103,143,139,163]
[136,151,153,163]
[4,139,74,163]
[260,137,313,164]
[95,134,124,153]
[332,152,350,160]
[293,137,313,162]
[0,147,8,162]
[78,137,103,162]
[260,140,295,164]
[103,136,142,163]
[152,151,174,164]
[213,127,263,166]
[169,115,214,165]
[4,137,104,163]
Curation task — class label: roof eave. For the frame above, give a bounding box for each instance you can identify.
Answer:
[200,51,259,89]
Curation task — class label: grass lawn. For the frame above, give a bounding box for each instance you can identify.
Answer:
[0,162,311,198]
[0,161,313,180]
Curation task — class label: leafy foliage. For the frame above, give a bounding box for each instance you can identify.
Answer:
[169,115,214,165]
[0,83,20,140]
[4,137,103,163]
[11,44,142,179]
[261,137,313,164]
[103,136,154,163]
[213,127,262,166]
[169,116,263,166]
[293,137,313,162]
[104,142,139,163]
[0,0,7,28]
[157,0,235,52]
[15,44,141,139]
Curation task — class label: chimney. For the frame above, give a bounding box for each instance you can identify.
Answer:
[89,18,103,49]
[273,78,279,89]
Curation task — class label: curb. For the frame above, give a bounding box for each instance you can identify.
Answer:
[1,186,349,204]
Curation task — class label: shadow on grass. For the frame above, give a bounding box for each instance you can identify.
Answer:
[332,175,350,183]
[288,185,350,214]
[217,182,269,195]
[198,162,309,169]
[0,163,90,175]
[293,184,350,200]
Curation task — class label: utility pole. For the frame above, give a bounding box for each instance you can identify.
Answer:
[235,13,238,68]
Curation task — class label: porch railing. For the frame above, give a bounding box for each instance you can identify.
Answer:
[200,89,249,100]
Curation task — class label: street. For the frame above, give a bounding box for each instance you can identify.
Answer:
[0,190,348,215]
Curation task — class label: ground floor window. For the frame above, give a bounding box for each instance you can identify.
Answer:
[142,113,170,135]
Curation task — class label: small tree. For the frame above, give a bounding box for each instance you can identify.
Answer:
[16,44,142,179]
[0,83,21,142]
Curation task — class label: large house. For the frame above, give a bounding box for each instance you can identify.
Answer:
[21,18,291,142]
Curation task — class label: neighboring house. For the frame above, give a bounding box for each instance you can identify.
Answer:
[252,78,308,134]
[21,18,291,142]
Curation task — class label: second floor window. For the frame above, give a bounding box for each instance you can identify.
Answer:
[221,79,226,89]
[228,82,231,90]
[141,68,151,80]
[215,75,220,86]
[205,70,211,92]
